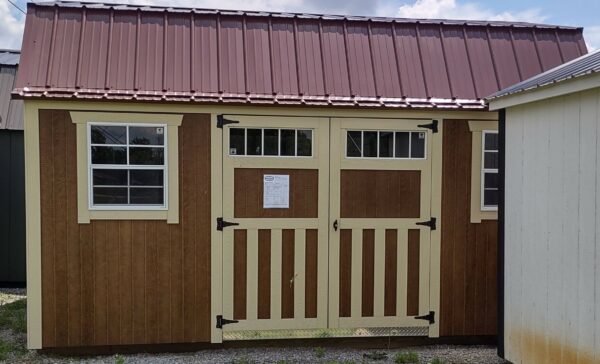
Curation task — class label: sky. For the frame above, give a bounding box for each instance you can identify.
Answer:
[2,0,600,51]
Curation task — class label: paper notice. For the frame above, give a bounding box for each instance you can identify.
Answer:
[263,174,290,209]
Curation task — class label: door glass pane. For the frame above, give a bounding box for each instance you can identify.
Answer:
[264,129,279,156]
[247,128,262,155]
[379,131,393,158]
[93,169,127,186]
[395,132,409,158]
[484,172,498,189]
[130,188,164,205]
[484,151,498,169]
[130,170,164,186]
[484,133,498,150]
[484,189,499,207]
[297,129,312,157]
[229,128,245,155]
[347,131,362,157]
[280,129,295,156]
[129,147,164,165]
[410,132,426,158]
[91,146,127,164]
[93,187,127,204]
[363,131,378,157]
[129,126,164,145]
[91,125,126,145]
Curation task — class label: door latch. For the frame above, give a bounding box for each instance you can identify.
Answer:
[333,219,339,231]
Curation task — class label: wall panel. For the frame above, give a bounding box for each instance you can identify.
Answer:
[39,110,212,347]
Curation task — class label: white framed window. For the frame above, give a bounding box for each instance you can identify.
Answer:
[229,127,313,157]
[346,130,427,159]
[88,123,168,210]
[481,130,498,211]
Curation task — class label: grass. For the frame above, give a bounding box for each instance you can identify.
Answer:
[429,359,444,364]
[0,298,28,361]
[315,347,326,358]
[394,351,420,364]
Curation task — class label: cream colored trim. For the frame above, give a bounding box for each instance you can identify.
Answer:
[469,121,498,223]
[428,119,443,338]
[24,102,42,349]
[210,114,223,343]
[70,112,182,224]
[24,100,498,120]
[488,72,600,110]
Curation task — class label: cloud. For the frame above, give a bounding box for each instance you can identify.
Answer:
[396,0,547,23]
[0,1,25,50]
[584,26,600,51]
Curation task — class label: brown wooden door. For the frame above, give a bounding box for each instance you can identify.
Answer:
[328,118,436,336]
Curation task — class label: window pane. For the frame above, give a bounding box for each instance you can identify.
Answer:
[130,188,164,205]
[130,170,164,186]
[247,129,262,155]
[93,187,127,205]
[347,131,362,157]
[484,172,498,189]
[484,133,498,150]
[93,169,127,186]
[129,126,165,145]
[229,128,245,155]
[264,129,279,156]
[91,146,127,164]
[91,125,126,145]
[411,132,426,158]
[484,189,499,207]
[363,131,378,157]
[129,147,164,165]
[484,151,498,169]
[395,132,409,158]
[297,130,312,157]
[280,129,295,156]
[379,131,393,158]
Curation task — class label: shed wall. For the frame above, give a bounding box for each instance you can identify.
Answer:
[505,90,600,363]
[0,130,25,285]
[440,120,497,336]
[38,110,212,347]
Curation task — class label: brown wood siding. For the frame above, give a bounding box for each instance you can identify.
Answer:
[304,229,318,319]
[341,170,421,218]
[338,229,352,318]
[406,229,420,316]
[440,119,497,336]
[281,229,295,319]
[233,230,248,321]
[361,229,375,317]
[234,168,318,218]
[384,229,397,317]
[39,110,212,348]
[257,229,271,320]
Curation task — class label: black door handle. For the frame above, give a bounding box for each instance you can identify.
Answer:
[333,219,339,231]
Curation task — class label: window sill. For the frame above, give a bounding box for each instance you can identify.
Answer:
[86,210,171,221]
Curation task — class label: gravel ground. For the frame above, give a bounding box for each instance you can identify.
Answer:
[1,289,506,364]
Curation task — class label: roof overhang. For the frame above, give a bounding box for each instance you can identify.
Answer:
[488,71,600,111]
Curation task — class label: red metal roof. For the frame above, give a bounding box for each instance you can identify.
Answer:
[15,1,588,109]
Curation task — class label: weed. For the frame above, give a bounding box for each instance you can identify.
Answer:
[0,299,27,334]
[115,354,125,364]
[363,351,388,361]
[315,347,326,358]
[394,351,420,364]
[428,358,444,364]
[232,356,255,364]
[0,338,26,361]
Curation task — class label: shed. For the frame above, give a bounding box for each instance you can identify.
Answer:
[0,49,25,287]
[489,51,600,363]
[16,0,588,351]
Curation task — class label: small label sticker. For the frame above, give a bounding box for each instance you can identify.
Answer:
[156,127,164,135]
[418,132,425,139]
[230,148,237,155]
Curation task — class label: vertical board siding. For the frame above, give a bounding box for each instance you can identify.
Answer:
[281,229,295,319]
[304,229,318,319]
[505,90,600,363]
[361,229,375,317]
[406,229,420,317]
[257,229,272,319]
[39,110,211,347]
[233,230,248,321]
[383,229,398,316]
[440,120,497,336]
[339,229,352,318]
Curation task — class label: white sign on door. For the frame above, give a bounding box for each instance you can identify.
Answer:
[263,174,290,209]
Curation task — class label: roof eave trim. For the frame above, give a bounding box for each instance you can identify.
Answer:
[488,71,600,110]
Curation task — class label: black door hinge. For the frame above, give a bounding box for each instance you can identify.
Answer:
[416,217,436,230]
[417,120,438,133]
[415,311,435,324]
[216,315,239,329]
[217,115,240,128]
[216,217,239,231]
